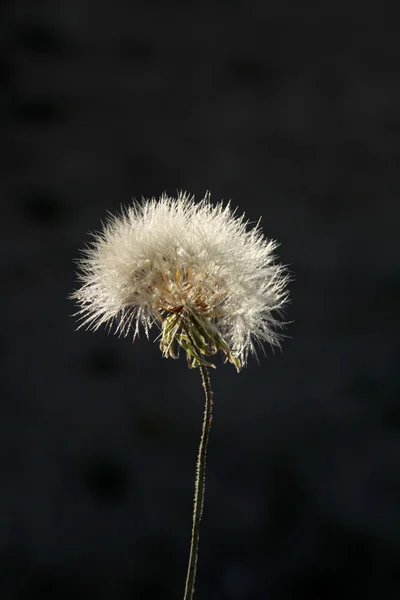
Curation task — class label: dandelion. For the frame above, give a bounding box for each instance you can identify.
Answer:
[70,191,289,599]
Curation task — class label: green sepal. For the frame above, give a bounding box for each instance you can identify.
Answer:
[159,310,240,371]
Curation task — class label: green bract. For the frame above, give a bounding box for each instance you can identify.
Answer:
[160,312,241,371]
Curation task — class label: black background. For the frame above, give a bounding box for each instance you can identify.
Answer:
[1,1,399,598]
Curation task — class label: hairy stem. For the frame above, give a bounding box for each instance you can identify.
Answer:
[183,365,214,600]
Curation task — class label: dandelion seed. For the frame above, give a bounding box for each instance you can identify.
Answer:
[71,191,289,371]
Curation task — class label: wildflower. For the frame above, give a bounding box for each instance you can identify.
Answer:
[71,191,290,600]
[71,191,288,371]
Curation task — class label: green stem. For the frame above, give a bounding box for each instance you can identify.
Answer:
[183,365,214,600]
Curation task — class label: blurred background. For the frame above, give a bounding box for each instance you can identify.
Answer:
[1,0,399,598]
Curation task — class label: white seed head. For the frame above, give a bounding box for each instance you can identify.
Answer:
[71,192,289,370]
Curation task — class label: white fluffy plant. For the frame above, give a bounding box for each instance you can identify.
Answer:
[71,191,289,599]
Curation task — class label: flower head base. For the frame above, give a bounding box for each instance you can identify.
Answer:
[71,192,289,370]
[160,310,241,371]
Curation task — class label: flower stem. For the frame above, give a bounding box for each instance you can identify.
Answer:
[183,365,214,600]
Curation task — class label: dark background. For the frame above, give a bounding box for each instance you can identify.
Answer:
[1,1,399,598]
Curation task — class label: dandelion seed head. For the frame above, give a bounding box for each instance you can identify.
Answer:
[71,191,289,369]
